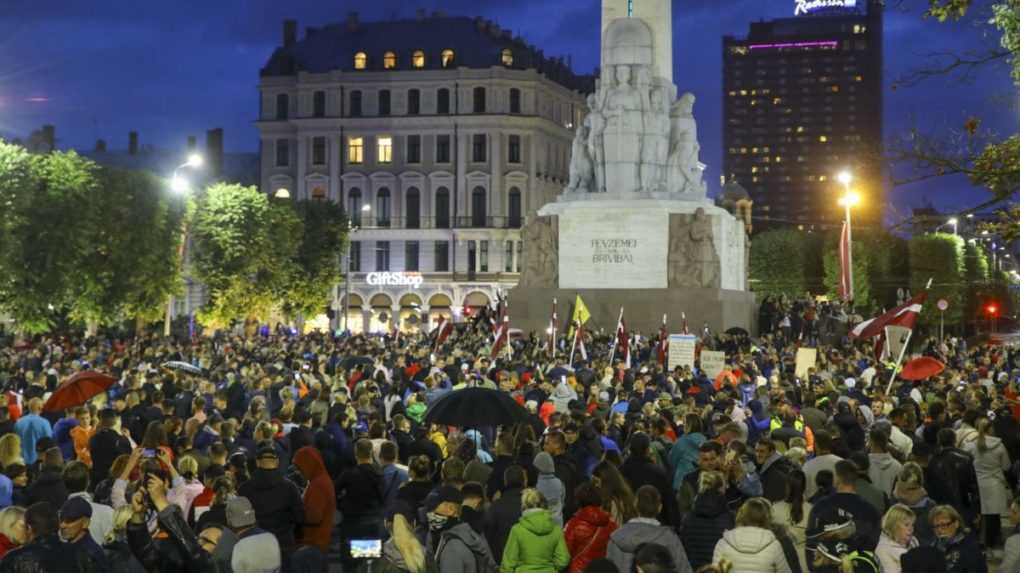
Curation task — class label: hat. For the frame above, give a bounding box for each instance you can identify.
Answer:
[256,444,278,460]
[426,486,464,512]
[598,391,610,402]
[533,452,555,475]
[59,497,92,521]
[226,496,257,528]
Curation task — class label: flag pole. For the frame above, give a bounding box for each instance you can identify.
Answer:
[569,320,580,365]
[884,328,913,396]
[608,306,624,364]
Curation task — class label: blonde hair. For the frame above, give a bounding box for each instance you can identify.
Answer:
[929,505,963,530]
[521,488,548,511]
[391,513,426,573]
[898,462,925,488]
[0,506,25,542]
[881,503,916,538]
[735,497,773,528]
[975,417,995,452]
[107,506,134,544]
[0,434,23,469]
[695,561,733,573]
[785,447,807,467]
[178,455,199,480]
[698,470,726,494]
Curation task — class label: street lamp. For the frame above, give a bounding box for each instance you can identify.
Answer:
[837,171,857,307]
[164,154,203,338]
[274,187,291,199]
[948,217,958,235]
[341,203,372,333]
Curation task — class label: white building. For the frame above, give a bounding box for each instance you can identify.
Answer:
[258,11,590,333]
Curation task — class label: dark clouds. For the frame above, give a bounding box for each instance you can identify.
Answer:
[0,0,1016,219]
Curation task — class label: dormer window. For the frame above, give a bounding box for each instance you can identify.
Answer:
[501,48,513,67]
[441,49,455,68]
[383,51,397,69]
[354,52,367,70]
[412,50,426,69]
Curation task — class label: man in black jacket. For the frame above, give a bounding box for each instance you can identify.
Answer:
[236,444,305,560]
[754,438,796,503]
[88,408,131,486]
[926,427,980,525]
[0,502,95,573]
[336,439,386,569]
[483,464,525,563]
[620,432,675,527]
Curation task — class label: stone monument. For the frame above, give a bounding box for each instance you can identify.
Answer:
[510,0,755,335]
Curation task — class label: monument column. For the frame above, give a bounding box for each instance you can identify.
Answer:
[601,0,672,85]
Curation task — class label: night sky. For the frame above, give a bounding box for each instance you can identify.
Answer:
[1,0,1015,222]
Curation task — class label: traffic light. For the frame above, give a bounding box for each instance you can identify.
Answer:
[986,303,999,317]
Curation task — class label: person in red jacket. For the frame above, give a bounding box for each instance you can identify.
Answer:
[563,482,618,573]
[293,446,336,554]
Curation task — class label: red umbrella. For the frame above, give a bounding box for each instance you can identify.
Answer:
[43,371,115,412]
[899,357,946,381]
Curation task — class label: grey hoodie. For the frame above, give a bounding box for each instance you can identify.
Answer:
[436,522,496,573]
[607,518,693,573]
[868,452,902,497]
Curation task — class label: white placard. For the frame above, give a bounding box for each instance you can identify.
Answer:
[668,334,698,370]
[558,208,668,289]
[795,347,818,379]
[701,350,726,379]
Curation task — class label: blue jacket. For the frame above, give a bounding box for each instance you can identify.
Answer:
[53,417,79,461]
[14,414,53,464]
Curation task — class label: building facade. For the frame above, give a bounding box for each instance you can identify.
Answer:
[257,12,589,333]
[722,0,883,230]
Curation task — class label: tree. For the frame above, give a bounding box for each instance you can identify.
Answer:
[750,230,824,297]
[908,233,966,328]
[280,200,349,319]
[190,183,298,328]
[0,145,94,333]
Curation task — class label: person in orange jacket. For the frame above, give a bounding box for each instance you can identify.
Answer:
[293,445,336,554]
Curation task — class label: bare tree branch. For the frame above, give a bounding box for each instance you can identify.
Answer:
[892,48,1012,89]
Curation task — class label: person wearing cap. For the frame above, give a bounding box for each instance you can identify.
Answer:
[62,460,113,547]
[58,496,108,569]
[226,496,281,573]
[236,441,304,561]
[807,461,881,556]
[88,407,131,486]
[427,484,497,572]
[0,501,93,573]
[14,397,52,466]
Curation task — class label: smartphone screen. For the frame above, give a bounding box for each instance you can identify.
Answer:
[143,449,156,458]
[350,539,382,559]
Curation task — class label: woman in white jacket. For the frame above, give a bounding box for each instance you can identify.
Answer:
[962,417,1012,549]
[713,498,792,573]
[875,504,919,573]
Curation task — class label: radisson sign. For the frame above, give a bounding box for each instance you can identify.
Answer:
[794,0,857,15]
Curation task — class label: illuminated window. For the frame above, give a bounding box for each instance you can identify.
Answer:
[441,49,455,68]
[354,52,367,70]
[775,156,782,163]
[740,90,748,96]
[348,137,363,164]
[412,50,425,69]
[383,51,397,69]
[773,97,782,105]
[728,91,737,96]
[831,85,840,93]
[796,126,804,133]
[819,175,828,182]
[819,135,828,143]
[751,166,758,173]
[855,75,863,82]
[377,136,393,163]
[501,48,513,66]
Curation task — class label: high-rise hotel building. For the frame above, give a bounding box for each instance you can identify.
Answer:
[723,0,884,229]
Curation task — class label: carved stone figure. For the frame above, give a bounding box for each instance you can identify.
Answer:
[585,94,607,193]
[690,208,720,288]
[603,65,644,193]
[567,123,594,192]
[520,217,558,288]
[641,86,671,192]
[667,214,696,287]
[667,93,702,195]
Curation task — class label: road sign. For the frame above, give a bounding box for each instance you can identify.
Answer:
[937,299,949,311]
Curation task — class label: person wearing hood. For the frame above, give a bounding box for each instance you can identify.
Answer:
[532,452,564,526]
[834,401,865,452]
[607,485,691,573]
[500,488,570,573]
[712,497,792,573]
[550,379,578,414]
[892,463,936,545]
[236,443,304,563]
[848,453,889,517]
[867,428,902,497]
[680,470,734,571]
[745,399,772,445]
[293,445,335,554]
[563,483,617,573]
[668,414,706,491]
[960,417,1011,549]
[429,486,497,573]
[875,504,919,573]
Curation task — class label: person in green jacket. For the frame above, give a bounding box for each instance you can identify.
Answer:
[500,488,571,573]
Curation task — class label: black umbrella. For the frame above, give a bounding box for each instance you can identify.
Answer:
[725,327,749,336]
[339,356,374,370]
[424,387,529,428]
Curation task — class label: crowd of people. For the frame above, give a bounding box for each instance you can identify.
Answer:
[0,301,1017,573]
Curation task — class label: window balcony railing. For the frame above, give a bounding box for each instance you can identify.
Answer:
[349,215,525,230]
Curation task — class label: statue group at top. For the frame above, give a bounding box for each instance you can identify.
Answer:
[567,16,707,197]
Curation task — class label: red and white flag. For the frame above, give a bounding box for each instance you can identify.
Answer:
[547,298,558,356]
[570,320,588,363]
[851,292,927,340]
[657,314,669,365]
[432,316,454,352]
[491,314,510,358]
[681,312,689,336]
[839,221,853,302]
[609,310,630,366]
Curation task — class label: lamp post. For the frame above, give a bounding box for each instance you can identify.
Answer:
[342,203,372,333]
[837,171,859,307]
[164,154,203,338]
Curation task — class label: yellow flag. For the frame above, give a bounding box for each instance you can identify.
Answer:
[572,295,592,325]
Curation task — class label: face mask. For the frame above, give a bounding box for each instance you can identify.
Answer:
[426,511,456,532]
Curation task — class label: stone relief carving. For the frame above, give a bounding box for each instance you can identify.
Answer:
[519,216,559,288]
[667,208,721,288]
[690,208,720,288]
